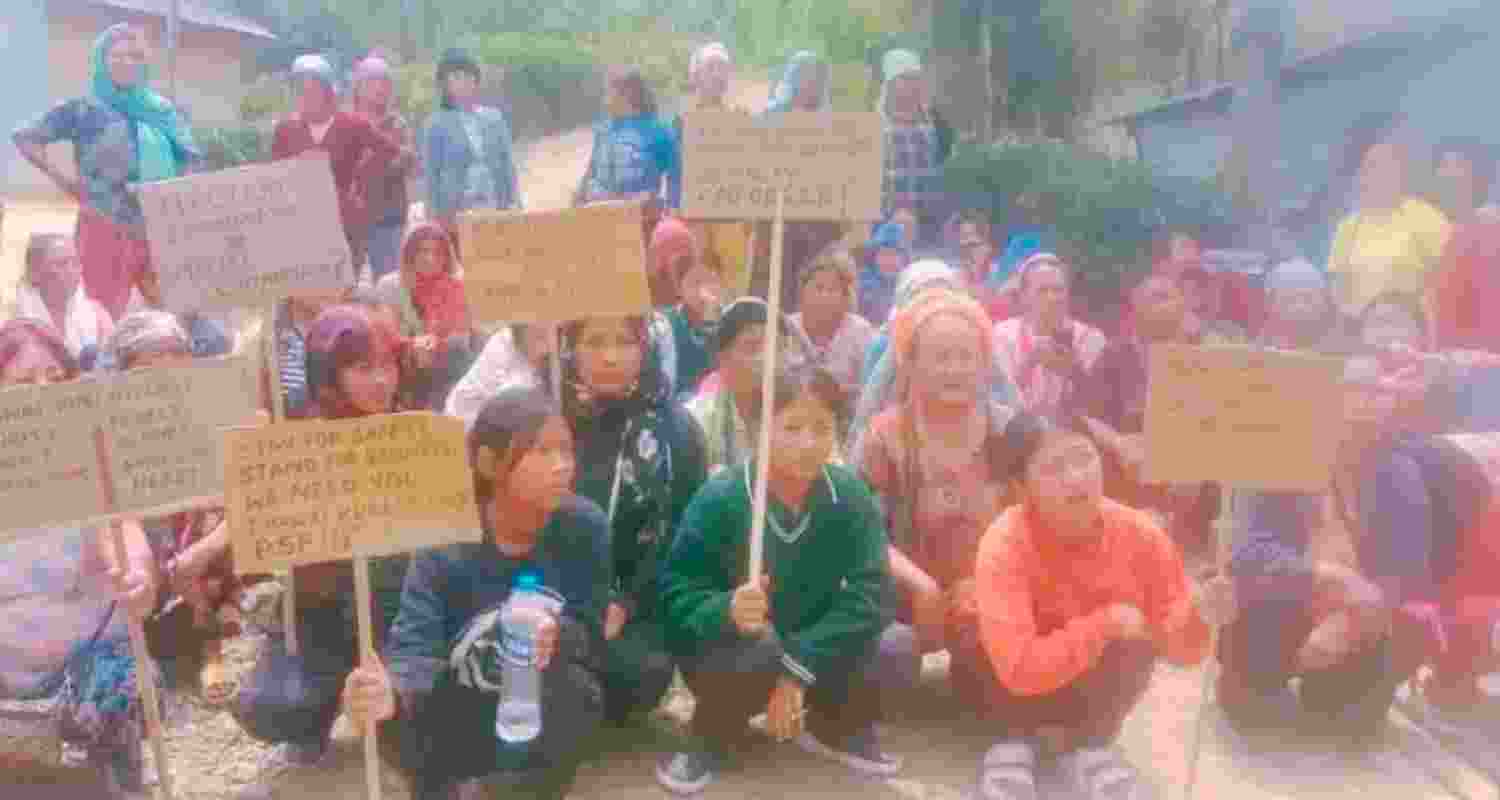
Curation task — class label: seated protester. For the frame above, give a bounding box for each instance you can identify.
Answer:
[1179,266,1249,343]
[235,305,412,768]
[791,250,875,401]
[992,253,1107,424]
[0,320,161,795]
[856,259,965,388]
[971,414,1215,800]
[1217,353,1496,747]
[658,367,898,795]
[106,311,242,704]
[447,323,554,430]
[372,222,479,411]
[1355,292,1500,434]
[116,260,234,361]
[685,298,811,472]
[1258,259,1356,354]
[560,316,708,724]
[1156,231,1263,337]
[649,216,698,308]
[660,238,726,400]
[852,289,1021,699]
[1075,274,1222,561]
[954,211,1011,320]
[858,222,910,324]
[15,233,112,369]
[343,388,610,800]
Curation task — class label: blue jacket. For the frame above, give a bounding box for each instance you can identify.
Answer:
[424,106,521,218]
[580,114,679,208]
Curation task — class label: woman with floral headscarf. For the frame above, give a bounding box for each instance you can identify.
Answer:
[425,48,522,236]
[234,305,412,768]
[559,314,708,725]
[854,290,1025,701]
[14,23,198,319]
[0,320,160,796]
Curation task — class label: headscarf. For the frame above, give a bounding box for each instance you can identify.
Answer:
[18,234,104,362]
[107,310,190,369]
[397,223,470,342]
[889,288,995,373]
[689,42,732,83]
[436,48,481,111]
[893,259,963,311]
[650,216,699,284]
[858,223,909,322]
[290,53,337,93]
[766,51,831,113]
[305,304,403,419]
[0,318,80,381]
[878,48,928,123]
[91,24,190,182]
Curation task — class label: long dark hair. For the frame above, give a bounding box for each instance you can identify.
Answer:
[560,315,667,424]
[469,386,560,507]
[609,66,658,117]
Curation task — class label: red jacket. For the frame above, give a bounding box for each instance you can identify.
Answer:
[272,112,405,240]
[1434,218,1500,351]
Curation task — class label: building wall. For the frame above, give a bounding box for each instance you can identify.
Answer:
[1,3,55,195]
[7,6,255,199]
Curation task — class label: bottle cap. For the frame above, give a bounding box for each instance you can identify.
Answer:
[515,570,541,591]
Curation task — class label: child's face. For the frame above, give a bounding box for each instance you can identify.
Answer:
[799,269,848,324]
[336,353,399,416]
[499,415,576,516]
[445,71,478,106]
[770,391,837,484]
[606,75,638,117]
[679,264,723,324]
[574,317,645,399]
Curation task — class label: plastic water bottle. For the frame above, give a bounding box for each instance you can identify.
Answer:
[494,572,548,743]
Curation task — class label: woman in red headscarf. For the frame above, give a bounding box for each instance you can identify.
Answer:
[373,222,476,410]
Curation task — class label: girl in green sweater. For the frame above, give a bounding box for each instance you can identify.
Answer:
[658,367,898,794]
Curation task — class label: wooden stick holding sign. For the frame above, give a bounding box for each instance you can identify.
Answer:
[353,551,384,800]
[747,188,786,582]
[93,427,175,800]
[262,302,298,656]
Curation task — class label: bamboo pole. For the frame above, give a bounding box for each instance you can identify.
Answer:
[747,188,785,581]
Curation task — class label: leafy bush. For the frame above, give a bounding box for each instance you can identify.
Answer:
[193,125,272,171]
[943,139,1240,302]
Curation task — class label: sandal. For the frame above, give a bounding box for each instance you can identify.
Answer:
[1056,747,1147,800]
[974,740,1039,800]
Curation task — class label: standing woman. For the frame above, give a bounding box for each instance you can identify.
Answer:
[674,43,753,297]
[877,50,948,233]
[15,232,113,368]
[577,66,679,213]
[425,48,522,236]
[351,53,419,282]
[344,387,610,800]
[852,290,1020,700]
[234,305,413,767]
[13,23,198,320]
[753,51,845,308]
[560,316,708,724]
[0,320,161,797]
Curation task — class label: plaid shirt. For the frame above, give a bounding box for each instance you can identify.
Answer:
[882,122,942,218]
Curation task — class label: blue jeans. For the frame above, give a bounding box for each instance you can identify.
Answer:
[367,217,407,282]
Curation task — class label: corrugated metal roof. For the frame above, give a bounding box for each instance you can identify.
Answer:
[1110,10,1493,127]
[77,0,277,40]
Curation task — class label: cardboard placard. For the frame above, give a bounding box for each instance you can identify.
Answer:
[680,111,883,221]
[459,202,650,325]
[1144,344,1345,491]
[138,153,354,311]
[0,355,260,539]
[226,413,482,574]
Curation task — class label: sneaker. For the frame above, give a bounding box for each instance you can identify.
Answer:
[1055,747,1147,800]
[972,740,1038,800]
[656,750,719,796]
[795,726,903,776]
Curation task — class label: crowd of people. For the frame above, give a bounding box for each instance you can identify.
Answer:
[4,20,1500,800]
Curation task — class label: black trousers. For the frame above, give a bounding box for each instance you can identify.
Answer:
[682,633,882,756]
[601,616,675,723]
